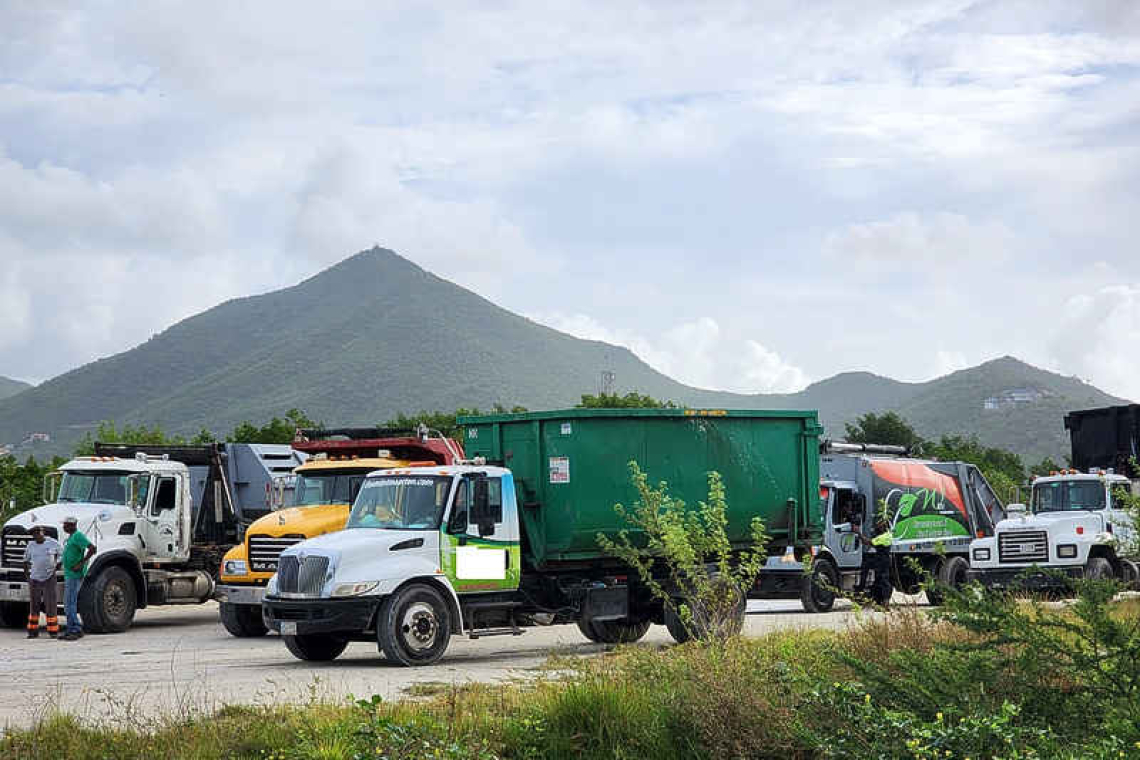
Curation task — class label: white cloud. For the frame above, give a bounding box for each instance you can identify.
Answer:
[533,313,809,394]
[823,212,1016,271]
[1049,285,1140,401]
[0,1,1138,400]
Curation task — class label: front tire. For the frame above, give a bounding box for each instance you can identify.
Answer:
[376,583,452,666]
[219,602,269,637]
[79,566,137,633]
[576,618,651,644]
[1084,557,1113,580]
[664,586,746,644]
[283,633,349,661]
[801,558,838,613]
[0,601,28,628]
[1120,559,1139,590]
[927,556,969,607]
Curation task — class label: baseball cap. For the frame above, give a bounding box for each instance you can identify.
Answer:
[62,515,78,524]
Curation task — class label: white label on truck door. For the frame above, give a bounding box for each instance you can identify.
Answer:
[549,456,570,484]
[560,422,572,435]
[456,546,507,579]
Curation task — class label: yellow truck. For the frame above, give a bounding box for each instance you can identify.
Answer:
[215,427,464,636]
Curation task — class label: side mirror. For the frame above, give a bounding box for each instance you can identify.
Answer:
[833,521,851,533]
[269,476,290,510]
[42,472,61,504]
[472,476,494,536]
[125,474,143,513]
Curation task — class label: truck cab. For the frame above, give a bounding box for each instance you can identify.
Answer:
[263,464,521,665]
[215,427,464,637]
[800,444,1004,612]
[1,455,204,631]
[968,470,1139,588]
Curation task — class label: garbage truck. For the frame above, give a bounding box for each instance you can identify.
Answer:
[968,405,1140,589]
[262,408,822,665]
[215,427,464,637]
[797,442,1005,611]
[0,442,300,632]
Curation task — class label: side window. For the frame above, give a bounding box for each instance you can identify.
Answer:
[448,480,469,534]
[152,477,177,515]
[486,478,503,524]
[347,476,366,504]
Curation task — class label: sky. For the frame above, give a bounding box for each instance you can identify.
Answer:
[2,2,1139,399]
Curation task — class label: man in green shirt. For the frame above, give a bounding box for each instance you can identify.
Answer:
[60,516,96,641]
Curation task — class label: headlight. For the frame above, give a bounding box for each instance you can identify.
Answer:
[1057,544,1078,559]
[972,548,990,562]
[223,560,248,576]
[331,581,379,597]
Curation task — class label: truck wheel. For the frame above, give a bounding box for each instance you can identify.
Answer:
[800,558,838,613]
[376,583,452,666]
[927,556,969,607]
[219,602,269,637]
[576,618,651,644]
[79,566,137,633]
[283,633,349,661]
[1084,557,1113,580]
[0,601,28,628]
[1121,559,1140,590]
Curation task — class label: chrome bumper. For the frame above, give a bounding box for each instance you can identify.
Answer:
[0,580,29,602]
[215,584,266,606]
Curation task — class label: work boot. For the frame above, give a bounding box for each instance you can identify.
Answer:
[48,632,58,639]
[26,631,38,639]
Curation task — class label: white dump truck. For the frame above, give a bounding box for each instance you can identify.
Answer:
[968,469,1138,588]
[0,442,300,632]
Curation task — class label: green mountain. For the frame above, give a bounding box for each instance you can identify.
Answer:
[0,248,1126,462]
[0,376,30,401]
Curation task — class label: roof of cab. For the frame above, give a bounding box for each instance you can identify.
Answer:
[296,457,418,473]
[60,456,190,474]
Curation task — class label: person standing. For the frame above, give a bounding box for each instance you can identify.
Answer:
[22,526,62,639]
[60,516,96,641]
[853,515,894,608]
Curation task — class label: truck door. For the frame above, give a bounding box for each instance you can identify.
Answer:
[827,487,864,570]
[147,475,185,559]
[441,474,520,593]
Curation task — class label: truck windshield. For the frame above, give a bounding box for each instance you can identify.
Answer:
[346,476,451,531]
[292,472,367,507]
[1032,481,1106,513]
[57,471,130,505]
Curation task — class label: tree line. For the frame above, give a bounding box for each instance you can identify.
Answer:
[2,397,1059,520]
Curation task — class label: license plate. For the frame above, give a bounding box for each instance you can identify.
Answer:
[0,584,26,601]
[279,621,297,636]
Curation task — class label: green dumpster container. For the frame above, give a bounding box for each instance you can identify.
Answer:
[458,408,823,570]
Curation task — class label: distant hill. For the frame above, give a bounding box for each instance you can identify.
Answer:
[0,376,30,401]
[0,248,1126,462]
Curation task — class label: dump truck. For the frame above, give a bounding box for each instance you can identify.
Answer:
[262,409,822,665]
[0,443,300,632]
[797,442,1005,611]
[968,405,1140,588]
[215,427,464,637]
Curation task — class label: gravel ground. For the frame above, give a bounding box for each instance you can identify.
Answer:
[0,597,892,730]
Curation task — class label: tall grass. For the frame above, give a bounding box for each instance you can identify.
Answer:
[3,588,1138,760]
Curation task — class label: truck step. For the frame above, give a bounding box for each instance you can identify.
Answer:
[468,627,524,639]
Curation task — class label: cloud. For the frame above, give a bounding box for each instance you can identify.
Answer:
[0,1,1138,402]
[533,313,809,394]
[823,212,1016,272]
[1049,285,1140,401]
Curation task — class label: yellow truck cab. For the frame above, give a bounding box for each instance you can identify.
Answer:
[215,427,464,637]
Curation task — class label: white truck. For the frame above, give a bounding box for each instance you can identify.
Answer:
[796,442,1006,611]
[0,443,300,631]
[968,469,1139,588]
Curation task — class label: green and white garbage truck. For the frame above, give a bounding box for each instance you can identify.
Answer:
[263,409,823,665]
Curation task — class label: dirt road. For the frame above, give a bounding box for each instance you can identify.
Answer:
[0,598,876,729]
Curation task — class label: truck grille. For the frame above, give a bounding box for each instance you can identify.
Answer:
[277,554,329,596]
[999,531,1049,563]
[248,535,304,573]
[2,526,59,569]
